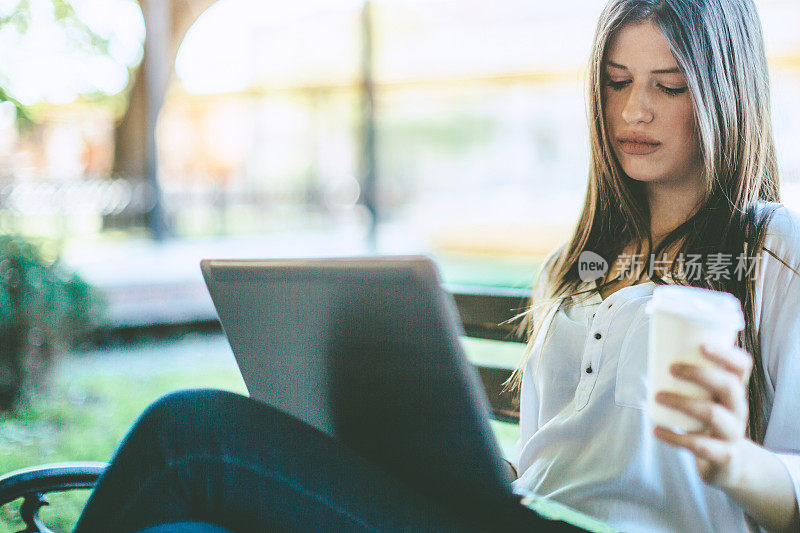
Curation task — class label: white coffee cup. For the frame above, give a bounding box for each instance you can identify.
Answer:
[644,285,745,432]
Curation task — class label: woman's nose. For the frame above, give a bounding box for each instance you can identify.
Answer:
[621,85,654,124]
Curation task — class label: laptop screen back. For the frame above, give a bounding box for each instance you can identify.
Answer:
[201,256,514,503]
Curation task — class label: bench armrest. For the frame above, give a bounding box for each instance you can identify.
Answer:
[0,462,108,533]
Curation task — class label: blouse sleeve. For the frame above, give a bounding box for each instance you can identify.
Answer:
[513,245,563,469]
[755,205,800,514]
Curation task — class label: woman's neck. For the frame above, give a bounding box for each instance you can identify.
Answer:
[646,177,705,244]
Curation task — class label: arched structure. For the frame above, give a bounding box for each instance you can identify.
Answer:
[112,0,218,237]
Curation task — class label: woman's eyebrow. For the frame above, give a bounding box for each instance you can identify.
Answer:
[605,60,681,74]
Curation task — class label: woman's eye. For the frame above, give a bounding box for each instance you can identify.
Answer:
[658,85,688,96]
[606,80,630,91]
[605,79,688,97]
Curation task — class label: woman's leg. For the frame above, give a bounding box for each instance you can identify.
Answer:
[72,388,509,533]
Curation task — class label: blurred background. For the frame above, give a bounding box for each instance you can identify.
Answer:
[1,0,800,530]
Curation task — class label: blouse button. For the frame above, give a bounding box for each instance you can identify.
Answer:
[586,365,593,374]
[594,332,602,340]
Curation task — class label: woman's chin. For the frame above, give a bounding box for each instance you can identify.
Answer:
[620,167,667,184]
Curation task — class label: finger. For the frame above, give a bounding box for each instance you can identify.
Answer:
[670,362,748,418]
[653,426,734,465]
[700,344,753,384]
[655,391,744,440]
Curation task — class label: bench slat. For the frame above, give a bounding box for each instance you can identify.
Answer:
[476,365,519,423]
[447,284,530,344]
[447,285,531,423]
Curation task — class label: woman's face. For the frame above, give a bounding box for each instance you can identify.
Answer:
[603,21,703,188]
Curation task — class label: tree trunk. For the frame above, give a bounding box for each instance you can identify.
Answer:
[113,66,147,179]
[109,0,218,235]
[0,325,25,410]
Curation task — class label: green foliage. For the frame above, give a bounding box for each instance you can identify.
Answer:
[0,235,104,410]
[0,0,112,129]
[0,87,32,131]
[50,0,110,56]
[0,0,31,33]
[0,235,103,333]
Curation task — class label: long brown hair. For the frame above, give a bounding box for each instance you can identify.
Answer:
[508,0,800,444]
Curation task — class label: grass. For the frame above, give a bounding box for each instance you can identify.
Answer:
[0,334,244,532]
[0,333,522,532]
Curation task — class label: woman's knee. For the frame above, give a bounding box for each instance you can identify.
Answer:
[134,388,251,438]
[128,388,314,461]
[146,387,240,416]
[136,522,233,533]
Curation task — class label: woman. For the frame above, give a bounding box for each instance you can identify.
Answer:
[506,0,800,532]
[73,0,800,531]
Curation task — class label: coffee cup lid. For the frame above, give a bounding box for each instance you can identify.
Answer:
[645,285,745,331]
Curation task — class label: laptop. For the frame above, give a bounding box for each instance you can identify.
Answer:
[200,255,617,532]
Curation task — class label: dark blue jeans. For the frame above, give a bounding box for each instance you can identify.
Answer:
[72,389,564,533]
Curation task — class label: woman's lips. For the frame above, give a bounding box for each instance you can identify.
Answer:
[619,140,661,155]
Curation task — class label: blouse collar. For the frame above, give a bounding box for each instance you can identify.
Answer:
[570,272,675,305]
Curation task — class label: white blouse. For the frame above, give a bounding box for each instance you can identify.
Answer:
[511,202,800,533]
